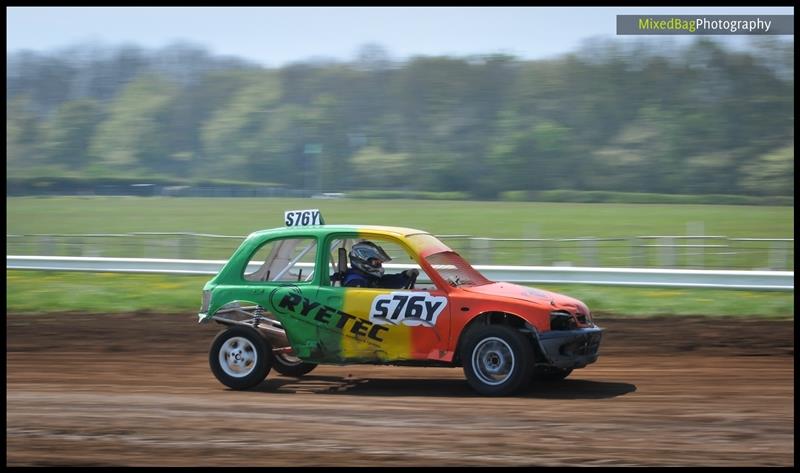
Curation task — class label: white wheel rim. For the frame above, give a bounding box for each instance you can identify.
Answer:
[219,336,258,378]
[472,336,515,386]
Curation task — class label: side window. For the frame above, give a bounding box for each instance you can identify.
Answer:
[372,238,416,264]
[328,238,354,281]
[244,237,317,283]
[327,235,435,289]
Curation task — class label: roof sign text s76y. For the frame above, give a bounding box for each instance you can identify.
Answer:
[284,209,325,227]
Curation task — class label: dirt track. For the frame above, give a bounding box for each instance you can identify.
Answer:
[6,312,795,466]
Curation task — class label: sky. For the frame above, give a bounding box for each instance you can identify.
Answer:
[6,6,795,66]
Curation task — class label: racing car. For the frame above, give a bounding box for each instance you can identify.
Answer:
[198,209,602,396]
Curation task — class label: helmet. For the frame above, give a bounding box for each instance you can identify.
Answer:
[349,241,391,277]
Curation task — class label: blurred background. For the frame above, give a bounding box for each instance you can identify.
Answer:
[5,7,795,313]
[7,6,794,200]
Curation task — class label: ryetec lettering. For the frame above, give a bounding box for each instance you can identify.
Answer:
[279,294,388,342]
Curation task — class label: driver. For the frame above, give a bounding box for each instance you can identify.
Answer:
[342,241,419,289]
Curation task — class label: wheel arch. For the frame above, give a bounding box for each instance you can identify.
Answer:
[453,311,543,365]
[208,300,292,349]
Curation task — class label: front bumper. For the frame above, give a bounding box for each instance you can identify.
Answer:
[537,326,603,370]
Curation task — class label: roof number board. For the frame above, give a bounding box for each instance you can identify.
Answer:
[285,209,325,227]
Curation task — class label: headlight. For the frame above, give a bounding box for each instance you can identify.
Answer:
[549,310,577,330]
[200,290,211,313]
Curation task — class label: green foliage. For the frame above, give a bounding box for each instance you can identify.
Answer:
[348,146,412,189]
[200,71,283,179]
[739,144,795,196]
[347,190,469,200]
[88,75,178,173]
[6,96,42,171]
[40,100,103,171]
[6,39,795,199]
[7,176,286,195]
[498,190,793,206]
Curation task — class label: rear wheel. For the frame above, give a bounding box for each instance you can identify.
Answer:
[272,352,317,377]
[462,325,534,396]
[209,326,271,390]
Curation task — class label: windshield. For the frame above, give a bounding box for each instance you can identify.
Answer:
[426,251,491,287]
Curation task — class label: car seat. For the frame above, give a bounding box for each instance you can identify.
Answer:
[330,247,348,286]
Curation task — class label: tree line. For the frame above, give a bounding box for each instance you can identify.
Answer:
[6,38,794,198]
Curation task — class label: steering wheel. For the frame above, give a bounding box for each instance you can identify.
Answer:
[403,271,418,290]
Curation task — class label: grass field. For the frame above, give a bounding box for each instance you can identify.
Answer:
[5,197,794,317]
[5,271,794,318]
[6,197,794,268]
[6,196,793,237]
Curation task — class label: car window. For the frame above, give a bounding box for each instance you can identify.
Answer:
[327,235,435,289]
[328,237,355,279]
[243,237,317,282]
[426,251,490,287]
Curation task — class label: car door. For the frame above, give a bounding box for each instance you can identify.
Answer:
[312,232,452,364]
[238,235,329,360]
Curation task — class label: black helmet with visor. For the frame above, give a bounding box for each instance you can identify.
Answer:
[349,241,391,277]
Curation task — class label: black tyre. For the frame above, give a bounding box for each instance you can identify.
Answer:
[533,366,573,382]
[461,324,535,396]
[272,352,317,377]
[209,326,271,390]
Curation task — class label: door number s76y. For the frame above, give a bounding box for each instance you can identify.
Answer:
[369,292,447,326]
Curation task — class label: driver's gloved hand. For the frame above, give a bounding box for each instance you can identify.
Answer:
[403,269,420,278]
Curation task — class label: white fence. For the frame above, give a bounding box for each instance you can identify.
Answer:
[6,232,793,270]
[7,256,794,291]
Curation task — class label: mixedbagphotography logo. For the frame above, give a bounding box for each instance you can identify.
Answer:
[617,15,794,35]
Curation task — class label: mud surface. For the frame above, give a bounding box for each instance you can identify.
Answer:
[6,312,794,466]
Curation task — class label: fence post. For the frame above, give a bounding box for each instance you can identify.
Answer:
[631,237,644,267]
[143,235,156,258]
[470,238,491,265]
[658,237,675,268]
[179,234,197,260]
[68,237,82,256]
[687,221,704,268]
[38,236,55,255]
[548,239,560,266]
[581,239,597,267]
[168,238,180,259]
[769,240,789,270]
[83,238,101,257]
[524,225,540,265]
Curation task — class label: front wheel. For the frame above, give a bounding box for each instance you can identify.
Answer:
[272,352,317,377]
[209,326,271,390]
[461,325,534,396]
